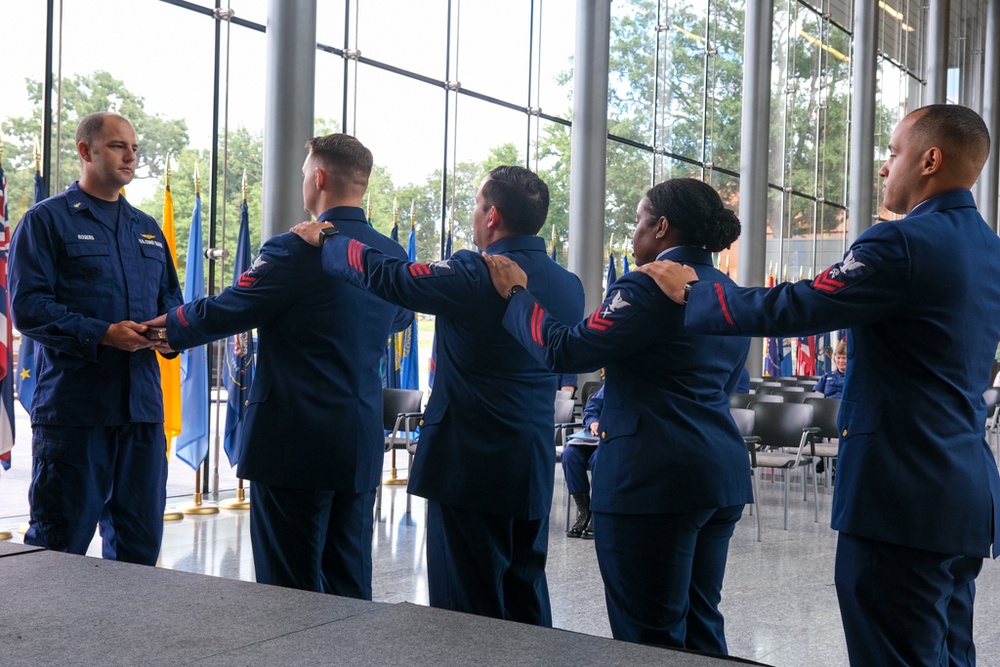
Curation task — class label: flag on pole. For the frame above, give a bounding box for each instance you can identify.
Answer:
[222,197,255,466]
[605,249,618,298]
[383,215,400,389]
[764,271,783,377]
[0,157,14,470]
[796,335,816,376]
[175,189,209,470]
[623,253,630,274]
[15,171,46,415]
[158,173,182,455]
[398,219,420,390]
[428,221,452,389]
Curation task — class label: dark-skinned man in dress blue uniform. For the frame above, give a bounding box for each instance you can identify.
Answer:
[639,104,1000,667]
[145,134,411,598]
[292,166,584,626]
[10,112,182,565]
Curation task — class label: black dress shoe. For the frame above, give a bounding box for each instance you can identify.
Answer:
[567,509,592,538]
[581,518,594,540]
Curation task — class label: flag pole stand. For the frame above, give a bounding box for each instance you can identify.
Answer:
[383,449,407,486]
[220,478,250,510]
[0,530,11,541]
[163,510,184,522]
[17,523,28,535]
[182,468,219,515]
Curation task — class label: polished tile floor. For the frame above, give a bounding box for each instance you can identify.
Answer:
[5,417,1000,666]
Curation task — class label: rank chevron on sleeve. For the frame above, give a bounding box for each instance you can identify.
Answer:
[587,309,614,332]
[812,267,846,293]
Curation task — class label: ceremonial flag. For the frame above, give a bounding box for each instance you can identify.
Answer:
[623,253,630,274]
[764,272,782,377]
[383,218,400,389]
[158,179,182,454]
[175,192,209,470]
[0,160,13,470]
[606,250,618,298]
[428,224,452,389]
[222,198,255,466]
[15,171,46,414]
[815,331,831,374]
[796,335,816,376]
[398,222,420,390]
[550,227,558,262]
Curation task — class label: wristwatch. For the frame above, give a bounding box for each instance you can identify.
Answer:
[682,280,700,305]
[507,284,526,300]
[319,225,340,244]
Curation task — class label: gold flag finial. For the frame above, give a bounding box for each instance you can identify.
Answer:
[410,200,415,230]
[366,192,372,221]
[165,155,172,190]
[34,136,41,174]
[241,169,248,203]
[392,196,399,224]
[194,163,201,197]
[609,233,614,255]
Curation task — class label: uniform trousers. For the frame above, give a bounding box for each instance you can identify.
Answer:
[835,532,982,667]
[426,500,552,626]
[25,423,167,565]
[562,444,598,494]
[593,505,744,652]
[250,482,376,599]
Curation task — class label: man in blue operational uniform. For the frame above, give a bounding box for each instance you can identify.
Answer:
[292,165,585,626]
[9,112,182,565]
[145,134,411,598]
[640,104,1000,666]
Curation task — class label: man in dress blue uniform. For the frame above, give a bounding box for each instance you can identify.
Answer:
[640,104,1000,666]
[292,166,585,625]
[146,134,411,598]
[9,112,183,565]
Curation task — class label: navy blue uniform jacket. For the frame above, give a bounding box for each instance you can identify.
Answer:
[686,189,1000,557]
[9,181,182,426]
[165,208,411,492]
[322,233,585,520]
[504,246,753,514]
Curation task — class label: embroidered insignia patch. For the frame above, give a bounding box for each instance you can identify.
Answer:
[812,249,874,293]
[237,253,274,288]
[587,289,636,333]
[408,259,455,279]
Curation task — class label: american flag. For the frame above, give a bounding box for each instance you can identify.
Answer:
[0,162,15,470]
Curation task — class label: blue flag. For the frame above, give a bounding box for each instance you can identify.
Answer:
[399,225,420,390]
[175,194,209,470]
[222,201,255,467]
[15,172,46,414]
[605,251,618,298]
[428,229,452,389]
[383,220,400,389]
[623,254,630,274]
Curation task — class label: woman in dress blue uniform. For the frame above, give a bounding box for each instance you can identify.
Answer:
[484,178,752,653]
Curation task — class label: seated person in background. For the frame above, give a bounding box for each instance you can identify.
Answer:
[814,340,847,398]
[734,367,750,394]
[565,385,604,539]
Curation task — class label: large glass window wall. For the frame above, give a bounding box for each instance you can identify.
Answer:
[1,0,995,376]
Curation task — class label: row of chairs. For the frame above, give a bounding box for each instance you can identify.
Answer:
[731,397,841,542]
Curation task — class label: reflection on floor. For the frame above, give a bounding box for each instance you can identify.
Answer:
[7,455,1000,667]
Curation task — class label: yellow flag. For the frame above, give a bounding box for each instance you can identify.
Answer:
[159,184,182,456]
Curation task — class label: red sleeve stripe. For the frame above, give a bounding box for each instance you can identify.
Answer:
[531,302,545,346]
[237,271,255,287]
[587,310,613,332]
[408,263,432,278]
[715,283,735,327]
[176,305,189,327]
[812,268,845,293]
[347,239,365,273]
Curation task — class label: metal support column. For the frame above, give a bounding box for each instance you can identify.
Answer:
[262,0,317,240]
[567,0,611,314]
[847,1,879,242]
[925,0,950,104]
[737,0,773,376]
[982,0,1000,231]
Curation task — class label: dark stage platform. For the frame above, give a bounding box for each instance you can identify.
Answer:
[0,541,769,666]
